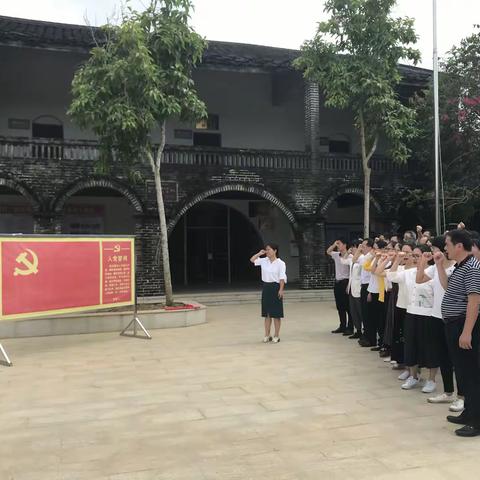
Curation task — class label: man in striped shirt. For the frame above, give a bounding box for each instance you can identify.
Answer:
[439,230,480,437]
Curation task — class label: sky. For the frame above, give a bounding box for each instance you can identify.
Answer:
[1,0,479,69]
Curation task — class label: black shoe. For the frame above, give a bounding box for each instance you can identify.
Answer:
[331,327,346,334]
[447,413,471,425]
[370,346,381,352]
[349,332,362,339]
[379,350,391,358]
[455,425,480,437]
[359,339,372,347]
[342,330,354,336]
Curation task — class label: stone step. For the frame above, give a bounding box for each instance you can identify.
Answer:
[140,289,333,306]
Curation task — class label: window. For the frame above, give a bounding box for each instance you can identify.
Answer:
[32,122,63,139]
[31,115,64,159]
[329,140,350,154]
[193,132,221,147]
[196,114,219,131]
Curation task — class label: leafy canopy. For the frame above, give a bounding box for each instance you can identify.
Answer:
[295,0,420,162]
[68,0,207,165]
[407,26,480,221]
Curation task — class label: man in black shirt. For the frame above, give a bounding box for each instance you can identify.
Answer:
[439,230,480,437]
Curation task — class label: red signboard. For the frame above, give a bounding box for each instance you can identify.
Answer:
[0,237,135,320]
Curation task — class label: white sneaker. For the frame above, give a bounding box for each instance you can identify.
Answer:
[422,380,437,394]
[398,370,410,381]
[383,357,392,362]
[449,398,465,412]
[272,336,280,343]
[263,336,272,343]
[428,393,454,404]
[401,376,419,390]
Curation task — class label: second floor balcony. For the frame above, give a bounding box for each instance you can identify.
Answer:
[0,137,405,173]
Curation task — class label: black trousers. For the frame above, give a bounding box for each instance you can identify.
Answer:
[427,317,454,396]
[349,294,362,333]
[445,317,480,427]
[365,293,385,347]
[391,307,406,364]
[333,279,350,329]
[360,284,369,335]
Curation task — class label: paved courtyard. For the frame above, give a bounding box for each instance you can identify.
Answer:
[0,301,476,480]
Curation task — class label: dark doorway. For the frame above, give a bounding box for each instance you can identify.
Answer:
[169,201,263,286]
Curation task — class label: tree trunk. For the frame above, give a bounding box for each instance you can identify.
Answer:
[359,110,378,239]
[148,121,174,306]
[363,167,371,239]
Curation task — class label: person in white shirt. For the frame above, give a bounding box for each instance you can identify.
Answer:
[326,238,351,334]
[250,243,287,344]
[341,240,363,339]
[387,244,434,391]
[363,240,388,349]
[376,242,415,372]
[357,238,375,346]
[416,236,462,410]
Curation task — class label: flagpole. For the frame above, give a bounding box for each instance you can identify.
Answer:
[433,0,441,234]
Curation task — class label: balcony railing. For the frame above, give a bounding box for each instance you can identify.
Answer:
[0,137,403,172]
[162,145,311,169]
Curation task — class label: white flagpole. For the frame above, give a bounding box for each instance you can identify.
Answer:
[433,0,441,234]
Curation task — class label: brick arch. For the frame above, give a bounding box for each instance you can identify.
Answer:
[0,177,42,213]
[51,177,145,214]
[317,186,383,217]
[168,184,298,234]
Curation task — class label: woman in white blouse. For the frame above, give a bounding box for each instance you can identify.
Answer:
[250,243,287,343]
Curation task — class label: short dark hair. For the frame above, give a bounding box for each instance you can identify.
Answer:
[265,243,279,256]
[431,235,446,251]
[364,238,375,248]
[350,239,362,248]
[336,237,348,246]
[377,240,388,249]
[402,241,415,251]
[446,229,473,251]
[415,243,432,254]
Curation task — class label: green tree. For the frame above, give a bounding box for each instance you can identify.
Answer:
[295,0,420,237]
[408,27,480,228]
[69,0,207,305]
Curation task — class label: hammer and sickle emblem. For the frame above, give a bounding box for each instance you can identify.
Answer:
[14,249,39,276]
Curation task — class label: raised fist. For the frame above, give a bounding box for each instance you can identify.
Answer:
[423,252,433,261]
[433,251,444,264]
[416,225,423,232]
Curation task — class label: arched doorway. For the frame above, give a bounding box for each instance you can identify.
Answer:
[59,187,137,235]
[0,185,35,233]
[324,193,364,244]
[169,190,299,288]
[321,190,384,243]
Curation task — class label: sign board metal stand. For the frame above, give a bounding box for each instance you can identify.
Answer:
[120,306,152,340]
[0,343,12,367]
[120,254,152,340]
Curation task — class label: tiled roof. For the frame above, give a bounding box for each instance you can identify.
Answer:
[0,15,431,83]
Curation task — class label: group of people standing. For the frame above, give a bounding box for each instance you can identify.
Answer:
[328,226,480,437]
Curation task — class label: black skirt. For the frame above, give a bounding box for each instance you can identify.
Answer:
[420,315,445,368]
[383,284,399,347]
[261,282,284,319]
[391,307,406,364]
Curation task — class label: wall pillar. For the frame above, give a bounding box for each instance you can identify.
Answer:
[134,213,164,297]
[299,218,332,289]
[33,213,56,234]
[304,81,321,158]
